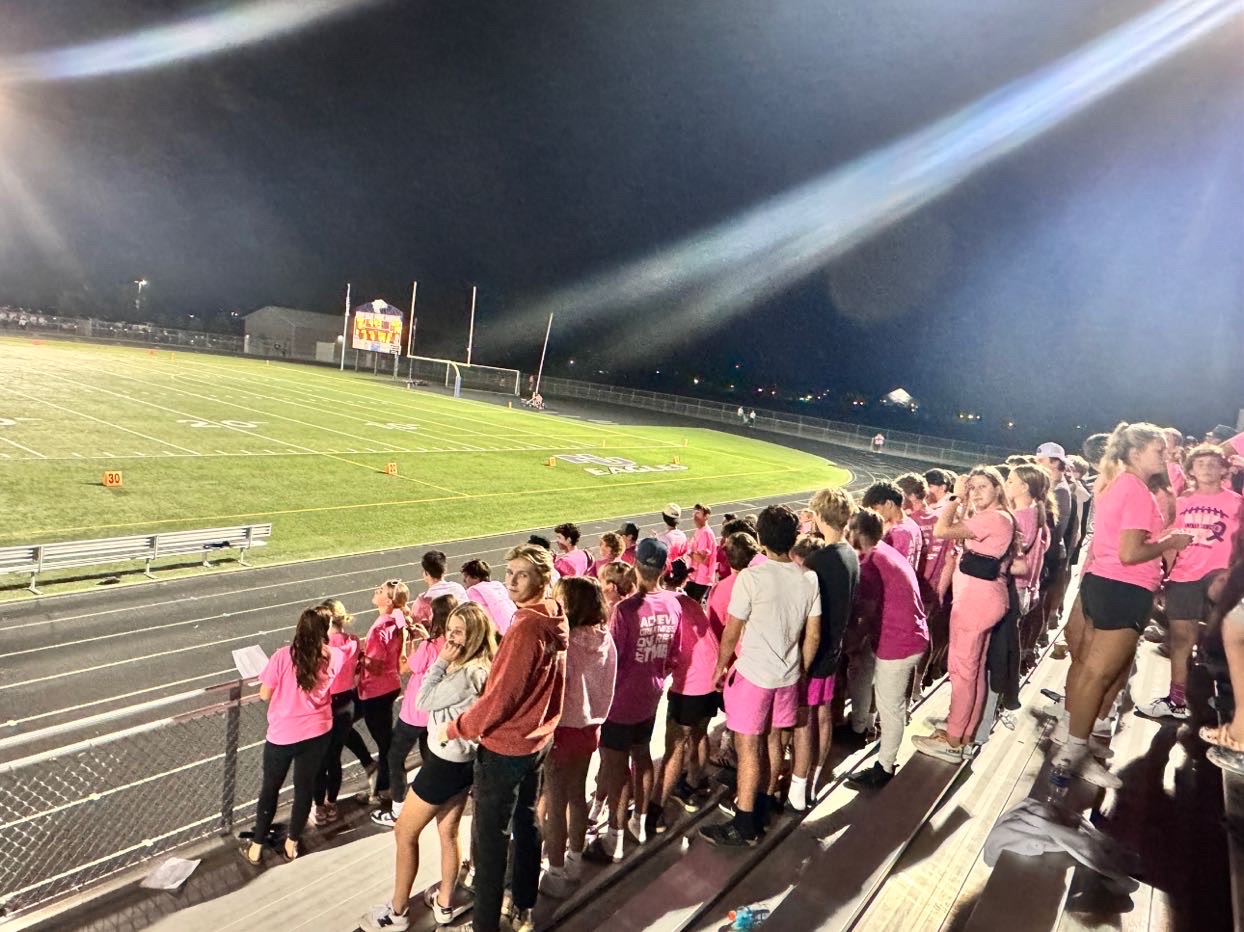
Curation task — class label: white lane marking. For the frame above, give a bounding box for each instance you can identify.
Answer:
[0,436,46,458]
[4,669,237,727]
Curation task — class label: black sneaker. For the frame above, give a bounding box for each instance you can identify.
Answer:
[672,779,701,813]
[759,794,781,828]
[846,762,894,790]
[698,822,759,848]
[717,797,737,818]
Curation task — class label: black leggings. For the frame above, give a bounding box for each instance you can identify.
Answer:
[253,732,331,845]
[313,692,357,806]
[357,690,400,794]
[389,719,428,805]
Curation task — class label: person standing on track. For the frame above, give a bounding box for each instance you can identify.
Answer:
[243,606,340,865]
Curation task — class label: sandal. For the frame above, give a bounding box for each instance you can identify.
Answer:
[239,843,263,866]
[1208,745,1244,775]
[282,839,300,862]
[1200,724,1244,752]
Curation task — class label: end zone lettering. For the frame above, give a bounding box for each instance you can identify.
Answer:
[555,453,688,477]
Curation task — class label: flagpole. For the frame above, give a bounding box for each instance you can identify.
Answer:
[466,285,476,366]
[534,312,553,396]
[406,281,417,381]
[339,282,350,371]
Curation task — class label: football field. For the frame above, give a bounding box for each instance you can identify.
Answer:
[0,338,851,592]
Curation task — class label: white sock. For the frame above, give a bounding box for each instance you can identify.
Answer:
[605,828,624,859]
[789,775,808,811]
[390,797,404,818]
[565,848,583,879]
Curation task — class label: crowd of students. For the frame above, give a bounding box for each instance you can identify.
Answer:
[241,420,1244,931]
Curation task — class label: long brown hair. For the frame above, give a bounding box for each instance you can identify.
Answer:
[557,575,608,629]
[1011,463,1057,532]
[290,606,332,691]
[428,594,459,640]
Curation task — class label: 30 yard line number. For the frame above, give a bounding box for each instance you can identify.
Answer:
[176,419,263,429]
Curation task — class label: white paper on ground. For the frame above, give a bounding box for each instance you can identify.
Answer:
[140,857,200,890]
[231,645,269,680]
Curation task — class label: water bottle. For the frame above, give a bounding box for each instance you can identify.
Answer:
[1043,764,1073,823]
[728,905,771,929]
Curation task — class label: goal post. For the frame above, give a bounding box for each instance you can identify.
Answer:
[405,354,521,397]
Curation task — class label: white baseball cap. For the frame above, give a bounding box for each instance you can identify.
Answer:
[1035,442,1067,461]
[662,502,682,520]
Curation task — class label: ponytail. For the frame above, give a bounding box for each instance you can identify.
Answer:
[290,606,332,692]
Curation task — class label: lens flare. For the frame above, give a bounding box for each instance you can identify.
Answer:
[517,0,1243,351]
[0,0,385,84]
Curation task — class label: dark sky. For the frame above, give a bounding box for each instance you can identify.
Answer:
[1,0,1241,444]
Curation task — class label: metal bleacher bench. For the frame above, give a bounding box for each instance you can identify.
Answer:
[0,523,273,594]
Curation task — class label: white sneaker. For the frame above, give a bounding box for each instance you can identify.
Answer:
[423,883,471,924]
[911,733,966,764]
[1092,716,1115,739]
[361,901,410,931]
[1135,696,1190,721]
[564,849,584,881]
[539,866,575,898]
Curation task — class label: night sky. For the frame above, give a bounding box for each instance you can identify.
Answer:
[2,0,1241,445]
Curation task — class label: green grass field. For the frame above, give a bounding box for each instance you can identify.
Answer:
[0,337,851,595]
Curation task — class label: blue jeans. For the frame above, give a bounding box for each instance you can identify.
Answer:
[471,745,548,931]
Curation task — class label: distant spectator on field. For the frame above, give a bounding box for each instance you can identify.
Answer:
[461,559,517,635]
[410,550,468,623]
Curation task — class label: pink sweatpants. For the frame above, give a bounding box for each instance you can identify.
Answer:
[946,574,1008,740]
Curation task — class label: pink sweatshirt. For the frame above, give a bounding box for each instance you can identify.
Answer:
[559,624,618,729]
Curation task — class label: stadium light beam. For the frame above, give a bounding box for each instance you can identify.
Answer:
[0,0,384,84]
[516,0,1243,355]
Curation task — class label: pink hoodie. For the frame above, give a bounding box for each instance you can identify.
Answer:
[559,624,618,730]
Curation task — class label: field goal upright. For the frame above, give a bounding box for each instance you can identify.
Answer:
[406,354,521,397]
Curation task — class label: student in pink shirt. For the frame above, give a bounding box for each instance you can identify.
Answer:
[1005,465,1053,671]
[1053,422,1192,788]
[844,511,927,789]
[408,551,469,623]
[313,599,363,827]
[598,560,637,609]
[913,467,1015,763]
[1138,444,1240,721]
[357,579,410,801]
[372,594,456,828]
[242,606,340,865]
[617,523,640,566]
[585,538,683,862]
[597,532,624,567]
[461,559,517,636]
[649,562,721,831]
[861,480,923,572]
[540,576,617,899]
[685,503,718,603]
[554,522,594,577]
[706,532,761,638]
[656,503,689,566]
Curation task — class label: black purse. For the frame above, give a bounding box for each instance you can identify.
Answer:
[959,548,1003,581]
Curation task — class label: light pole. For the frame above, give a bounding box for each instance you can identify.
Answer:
[133,279,148,316]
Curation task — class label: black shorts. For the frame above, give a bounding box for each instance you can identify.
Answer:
[1080,573,1155,633]
[667,691,719,728]
[599,717,657,752]
[684,581,710,603]
[411,749,474,806]
[1164,572,1219,621]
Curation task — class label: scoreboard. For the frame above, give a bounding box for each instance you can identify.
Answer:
[352,301,404,354]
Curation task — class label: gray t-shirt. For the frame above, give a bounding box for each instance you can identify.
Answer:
[728,559,821,688]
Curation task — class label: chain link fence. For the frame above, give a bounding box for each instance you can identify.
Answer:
[537,376,1014,468]
[0,681,340,919]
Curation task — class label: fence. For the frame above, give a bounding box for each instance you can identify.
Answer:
[1,312,245,354]
[0,679,346,919]
[537,377,1014,467]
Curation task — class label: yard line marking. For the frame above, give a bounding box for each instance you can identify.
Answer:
[0,452,8,459]
[0,436,47,458]
[72,452,82,458]
[0,385,201,455]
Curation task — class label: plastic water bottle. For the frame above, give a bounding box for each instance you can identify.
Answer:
[1043,764,1074,824]
[728,905,771,929]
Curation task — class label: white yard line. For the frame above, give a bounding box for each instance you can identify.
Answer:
[0,435,46,458]
[0,385,202,455]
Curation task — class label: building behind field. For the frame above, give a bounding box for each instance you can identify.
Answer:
[243,306,342,361]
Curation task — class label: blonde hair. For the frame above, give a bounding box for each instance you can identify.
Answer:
[791,534,826,561]
[1097,422,1165,493]
[808,487,856,531]
[320,597,353,630]
[377,579,410,610]
[504,543,554,585]
[446,602,497,670]
[598,560,637,597]
[966,465,1019,555]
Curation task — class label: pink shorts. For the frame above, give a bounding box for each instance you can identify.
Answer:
[550,724,600,762]
[724,669,800,736]
[801,675,835,708]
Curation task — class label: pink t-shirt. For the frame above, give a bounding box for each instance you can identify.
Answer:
[1089,472,1165,591]
[554,548,592,578]
[913,502,950,588]
[689,526,717,586]
[1169,489,1242,583]
[467,580,517,634]
[327,631,361,695]
[399,637,443,727]
[606,590,683,724]
[858,541,929,661]
[1011,504,1048,595]
[260,645,340,746]
[706,573,737,638]
[410,580,469,622]
[658,528,689,565]
[884,515,923,572]
[1227,432,1244,457]
[1167,462,1187,498]
[358,611,405,700]
[670,593,720,696]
